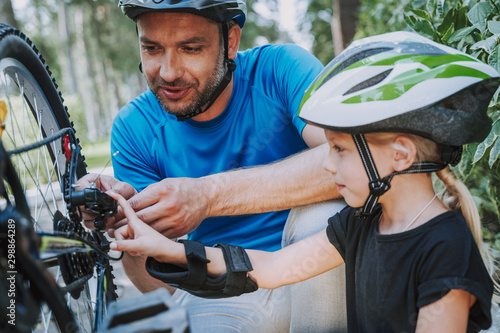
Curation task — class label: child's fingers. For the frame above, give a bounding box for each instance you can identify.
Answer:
[109,239,141,253]
[107,191,140,225]
[114,224,130,241]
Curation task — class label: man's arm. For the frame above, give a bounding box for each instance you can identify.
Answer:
[112,140,339,238]
[110,192,343,290]
[205,142,336,216]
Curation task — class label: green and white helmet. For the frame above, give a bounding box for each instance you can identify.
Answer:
[299,31,500,215]
[299,31,499,147]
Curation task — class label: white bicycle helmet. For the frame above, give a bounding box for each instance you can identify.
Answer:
[118,0,247,121]
[299,31,500,215]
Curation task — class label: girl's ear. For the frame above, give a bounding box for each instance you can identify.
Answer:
[392,136,417,171]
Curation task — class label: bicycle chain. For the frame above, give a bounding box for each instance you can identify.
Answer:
[54,211,119,301]
[54,211,96,299]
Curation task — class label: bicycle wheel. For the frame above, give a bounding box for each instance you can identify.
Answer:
[0,23,117,332]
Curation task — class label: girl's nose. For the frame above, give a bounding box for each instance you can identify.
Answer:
[323,152,337,175]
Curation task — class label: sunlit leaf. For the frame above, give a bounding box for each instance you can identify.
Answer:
[410,8,431,20]
[474,140,487,162]
[470,36,498,53]
[487,20,500,35]
[449,26,476,43]
[474,119,500,163]
[489,45,500,74]
[489,136,500,167]
[467,1,492,34]
[404,14,435,37]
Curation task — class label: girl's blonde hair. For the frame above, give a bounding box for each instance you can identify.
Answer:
[375,132,499,299]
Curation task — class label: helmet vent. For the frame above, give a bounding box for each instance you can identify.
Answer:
[321,47,393,90]
[343,69,393,95]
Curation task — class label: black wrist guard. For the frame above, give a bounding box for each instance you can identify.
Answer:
[145,240,258,298]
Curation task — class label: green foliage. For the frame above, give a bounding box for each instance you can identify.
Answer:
[457,143,500,250]
[403,0,500,250]
[403,0,500,165]
[302,0,335,65]
[81,139,113,170]
[240,0,286,51]
[355,0,416,39]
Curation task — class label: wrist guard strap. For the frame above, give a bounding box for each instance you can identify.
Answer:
[145,240,258,298]
[213,243,256,296]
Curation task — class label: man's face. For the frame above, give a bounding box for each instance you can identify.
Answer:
[137,12,225,118]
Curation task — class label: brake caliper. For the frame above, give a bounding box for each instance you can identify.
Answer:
[62,134,72,161]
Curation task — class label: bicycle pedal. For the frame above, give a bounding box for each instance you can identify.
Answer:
[99,288,190,333]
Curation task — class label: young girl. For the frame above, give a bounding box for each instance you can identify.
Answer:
[108,31,498,332]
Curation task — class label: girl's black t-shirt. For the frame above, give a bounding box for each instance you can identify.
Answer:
[326,205,493,333]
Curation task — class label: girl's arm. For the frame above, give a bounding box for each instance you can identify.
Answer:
[108,192,344,289]
[212,229,344,289]
[416,289,476,333]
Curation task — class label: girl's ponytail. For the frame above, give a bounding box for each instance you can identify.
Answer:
[436,166,499,299]
[436,167,483,248]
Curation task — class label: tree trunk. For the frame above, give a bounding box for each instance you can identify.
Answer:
[0,0,18,28]
[331,0,361,55]
[75,8,98,141]
[82,5,108,139]
[331,0,343,56]
[58,3,78,94]
[86,0,112,137]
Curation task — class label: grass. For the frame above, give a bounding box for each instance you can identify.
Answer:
[81,139,112,171]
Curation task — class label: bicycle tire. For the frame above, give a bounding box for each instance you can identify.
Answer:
[0,23,117,332]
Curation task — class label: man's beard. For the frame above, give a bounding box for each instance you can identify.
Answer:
[148,49,226,118]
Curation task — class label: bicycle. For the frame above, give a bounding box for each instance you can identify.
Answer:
[0,23,121,332]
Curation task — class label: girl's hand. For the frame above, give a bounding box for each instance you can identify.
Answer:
[108,191,176,259]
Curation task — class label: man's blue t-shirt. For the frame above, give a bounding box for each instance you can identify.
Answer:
[111,44,324,251]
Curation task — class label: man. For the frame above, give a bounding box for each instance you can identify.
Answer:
[81,0,347,331]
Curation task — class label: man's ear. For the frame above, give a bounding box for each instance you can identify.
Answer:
[392,136,417,171]
[227,24,241,60]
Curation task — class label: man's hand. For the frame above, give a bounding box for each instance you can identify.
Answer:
[109,191,181,260]
[77,173,137,230]
[108,177,211,239]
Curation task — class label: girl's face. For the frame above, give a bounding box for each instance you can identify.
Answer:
[323,130,394,208]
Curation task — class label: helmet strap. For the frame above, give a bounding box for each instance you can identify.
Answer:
[352,134,391,216]
[175,22,236,121]
[352,134,447,217]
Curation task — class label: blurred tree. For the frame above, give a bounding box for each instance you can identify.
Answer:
[354,0,414,39]
[11,0,284,142]
[240,0,287,50]
[0,0,18,28]
[301,0,335,64]
[58,2,78,94]
[301,0,360,63]
[332,0,360,55]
